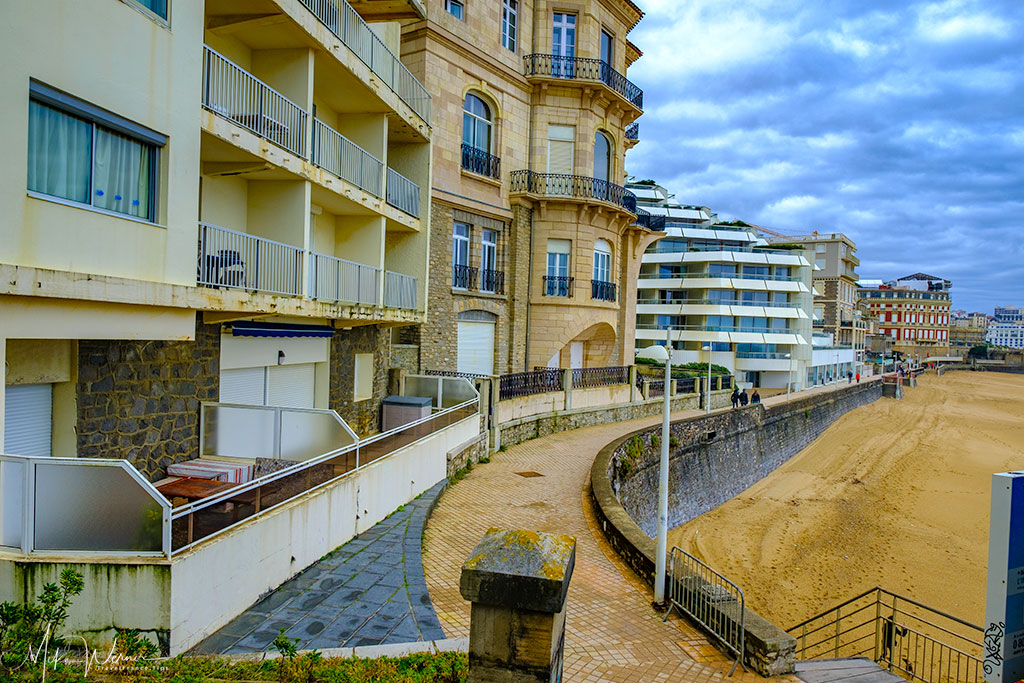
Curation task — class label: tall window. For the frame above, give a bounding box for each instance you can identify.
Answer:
[593,239,611,283]
[545,239,571,296]
[463,94,491,152]
[28,89,161,222]
[552,13,576,77]
[445,0,464,20]
[501,0,518,52]
[481,229,497,292]
[593,131,612,183]
[600,30,614,65]
[452,222,470,288]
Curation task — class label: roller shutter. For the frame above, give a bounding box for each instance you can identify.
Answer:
[268,364,316,409]
[4,384,52,457]
[457,321,495,376]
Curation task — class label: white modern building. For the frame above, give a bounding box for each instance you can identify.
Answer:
[630,183,813,389]
[986,322,1024,349]
[808,332,858,386]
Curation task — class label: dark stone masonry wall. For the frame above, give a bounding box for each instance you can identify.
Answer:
[329,325,390,436]
[76,316,220,481]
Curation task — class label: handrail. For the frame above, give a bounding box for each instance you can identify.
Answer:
[510,170,639,214]
[309,252,381,305]
[198,221,304,297]
[522,53,643,109]
[461,144,501,179]
[386,167,420,217]
[311,118,383,197]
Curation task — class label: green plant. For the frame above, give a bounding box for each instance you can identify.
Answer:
[498,443,508,452]
[478,456,491,464]
[113,628,159,659]
[0,568,84,673]
[669,435,679,447]
[651,435,660,450]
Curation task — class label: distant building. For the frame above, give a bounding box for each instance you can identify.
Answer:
[858,273,952,360]
[994,305,1023,323]
[986,322,1024,349]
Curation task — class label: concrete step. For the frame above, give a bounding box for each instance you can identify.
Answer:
[795,657,905,683]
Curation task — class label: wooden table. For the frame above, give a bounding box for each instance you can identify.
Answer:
[157,477,235,504]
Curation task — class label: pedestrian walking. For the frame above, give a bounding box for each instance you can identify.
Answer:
[751,389,761,404]
[739,388,749,406]
[730,387,740,409]
[847,371,853,383]
[856,372,860,383]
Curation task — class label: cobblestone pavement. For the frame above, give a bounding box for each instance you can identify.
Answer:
[193,482,447,655]
[423,408,779,683]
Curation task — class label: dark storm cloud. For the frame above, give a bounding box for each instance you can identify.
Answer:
[626,0,1024,311]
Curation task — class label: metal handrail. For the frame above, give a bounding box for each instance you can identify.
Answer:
[311,118,383,197]
[636,298,798,308]
[198,221,304,296]
[452,264,478,290]
[625,122,639,140]
[461,144,501,179]
[638,271,803,282]
[510,170,638,214]
[522,53,643,108]
[384,269,417,309]
[309,252,381,305]
[591,279,617,302]
[480,268,505,294]
[386,167,420,217]
[542,275,574,297]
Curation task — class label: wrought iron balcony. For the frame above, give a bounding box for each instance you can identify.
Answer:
[452,264,478,290]
[461,144,501,180]
[543,275,574,297]
[510,170,638,214]
[591,280,617,302]
[481,268,505,295]
[625,122,639,140]
[522,54,643,109]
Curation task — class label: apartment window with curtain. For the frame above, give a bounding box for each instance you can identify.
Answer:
[501,0,518,52]
[481,229,499,293]
[545,238,571,296]
[27,83,163,222]
[445,0,464,20]
[592,239,614,301]
[452,222,471,289]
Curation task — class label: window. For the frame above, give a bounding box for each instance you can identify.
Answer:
[452,222,470,288]
[28,86,163,222]
[131,0,168,21]
[593,239,611,283]
[593,131,612,184]
[501,0,518,52]
[547,125,575,174]
[742,265,769,277]
[770,318,788,332]
[708,289,736,304]
[740,291,769,304]
[706,316,734,331]
[481,229,497,292]
[354,353,373,401]
[445,0,464,20]
[545,238,571,296]
[462,94,492,152]
[708,263,737,277]
[711,342,731,352]
[600,30,614,65]
[552,13,576,77]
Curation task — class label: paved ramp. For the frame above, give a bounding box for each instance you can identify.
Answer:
[796,658,905,683]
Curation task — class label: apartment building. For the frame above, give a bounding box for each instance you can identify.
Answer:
[770,232,866,357]
[986,322,1024,349]
[858,273,952,360]
[631,183,814,390]
[2,0,431,474]
[994,305,1023,323]
[949,310,988,353]
[402,0,654,374]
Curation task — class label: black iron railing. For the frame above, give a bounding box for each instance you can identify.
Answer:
[452,264,477,289]
[572,366,629,389]
[677,377,697,394]
[481,268,505,294]
[522,54,643,109]
[499,368,564,400]
[422,369,488,379]
[510,170,638,213]
[625,122,638,140]
[543,275,574,297]
[461,144,501,180]
[591,279,617,302]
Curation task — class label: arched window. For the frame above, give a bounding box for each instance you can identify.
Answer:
[463,94,492,152]
[593,131,612,183]
[592,238,615,301]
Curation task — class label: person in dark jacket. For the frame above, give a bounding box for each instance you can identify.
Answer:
[751,389,761,404]
[730,387,740,408]
[739,388,749,406]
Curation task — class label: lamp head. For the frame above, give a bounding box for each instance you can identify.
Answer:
[644,345,671,362]
[701,345,711,352]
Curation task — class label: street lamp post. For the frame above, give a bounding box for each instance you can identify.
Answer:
[784,352,792,401]
[702,344,712,415]
[646,338,672,606]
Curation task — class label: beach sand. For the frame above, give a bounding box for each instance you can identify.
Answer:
[667,371,1024,629]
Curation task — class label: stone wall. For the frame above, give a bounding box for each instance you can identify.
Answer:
[391,343,420,375]
[446,432,489,477]
[76,316,219,481]
[329,325,390,437]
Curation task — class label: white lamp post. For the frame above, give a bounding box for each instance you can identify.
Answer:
[702,344,712,414]
[784,352,792,401]
[646,339,671,605]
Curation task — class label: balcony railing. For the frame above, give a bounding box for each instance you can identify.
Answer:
[636,323,793,334]
[311,119,383,197]
[481,268,505,294]
[572,366,629,389]
[736,352,793,359]
[522,54,643,109]
[297,0,431,124]
[638,271,802,282]
[543,275,573,297]
[625,122,639,140]
[636,298,797,308]
[309,252,381,306]
[386,167,420,218]
[385,270,417,309]
[198,222,303,297]
[461,144,501,179]
[499,368,563,400]
[452,264,478,290]
[591,279,617,302]
[510,170,638,214]
[202,46,307,157]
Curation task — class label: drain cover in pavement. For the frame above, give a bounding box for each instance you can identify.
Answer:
[515,471,544,478]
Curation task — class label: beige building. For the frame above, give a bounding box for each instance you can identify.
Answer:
[1,0,431,472]
[402,0,654,375]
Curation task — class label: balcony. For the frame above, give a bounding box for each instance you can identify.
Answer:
[522,54,643,110]
[481,268,505,295]
[198,222,304,297]
[311,118,383,197]
[452,264,478,290]
[384,270,417,309]
[310,252,381,306]
[626,123,639,140]
[461,144,501,180]
[386,168,420,218]
[543,276,574,297]
[510,171,638,214]
[202,45,307,158]
[296,0,431,124]
[591,280,617,302]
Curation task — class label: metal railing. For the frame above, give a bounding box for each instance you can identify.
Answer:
[510,170,638,213]
[481,268,505,294]
[522,54,643,108]
[543,275,574,297]
[202,45,307,157]
[422,369,489,380]
[571,366,629,389]
[297,0,431,123]
[309,252,381,305]
[665,547,746,676]
[636,298,797,308]
[736,352,792,359]
[636,323,793,334]
[311,119,383,197]
[386,167,420,217]
[638,271,802,282]
[591,279,617,302]
[452,264,478,290]
[198,222,304,296]
[461,144,501,179]
[499,368,564,400]
[625,122,639,140]
[788,586,983,683]
[384,270,417,309]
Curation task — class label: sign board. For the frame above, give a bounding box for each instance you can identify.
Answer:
[985,472,1024,683]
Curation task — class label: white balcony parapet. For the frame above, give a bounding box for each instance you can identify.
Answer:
[202,46,308,157]
[311,119,383,197]
[297,0,431,124]
[386,167,420,218]
[309,252,381,306]
[198,222,304,297]
[384,270,417,309]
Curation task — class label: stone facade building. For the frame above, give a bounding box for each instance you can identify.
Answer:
[402,0,655,374]
[858,273,953,361]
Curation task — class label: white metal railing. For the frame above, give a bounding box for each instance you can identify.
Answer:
[202,45,308,157]
[386,167,420,217]
[0,454,170,557]
[198,222,304,296]
[311,119,383,197]
[384,270,417,309]
[309,252,381,306]
[297,0,431,124]
[199,403,358,463]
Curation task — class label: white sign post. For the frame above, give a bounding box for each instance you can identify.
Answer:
[985,472,1024,683]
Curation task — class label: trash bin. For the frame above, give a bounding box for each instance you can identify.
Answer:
[382,395,432,431]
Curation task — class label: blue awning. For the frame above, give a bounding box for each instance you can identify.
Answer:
[230,322,335,338]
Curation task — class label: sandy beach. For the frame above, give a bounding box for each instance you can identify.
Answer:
[667,371,1024,629]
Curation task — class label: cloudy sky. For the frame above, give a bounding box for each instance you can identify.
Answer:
[625,0,1023,313]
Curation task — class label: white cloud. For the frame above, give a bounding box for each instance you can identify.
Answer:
[916,0,1011,41]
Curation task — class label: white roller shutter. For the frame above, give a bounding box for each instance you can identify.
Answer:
[220,368,266,405]
[547,125,575,174]
[458,321,495,376]
[4,384,52,457]
[268,363,316,408]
